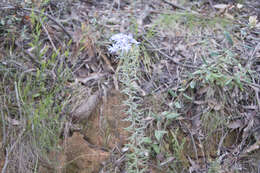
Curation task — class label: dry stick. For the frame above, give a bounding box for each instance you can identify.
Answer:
[161,0,198,14]
[15,82,22,121]
[15,41,41,68]
[251,76,260,111]
[244,42,260,101]
[0,106,6,148]
[242,80,260,90]
[22,7,72,40]
[182,122,199,162]
[222,65,260,90]
[246,42,260,69]
[39,19,58,53]
[1,128,26,173]
[217,131,229,156]
[143,37,199,69]
[198,137,206,166]
[148,38,260,90]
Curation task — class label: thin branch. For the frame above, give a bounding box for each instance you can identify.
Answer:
[0,105,6,148]
[246,42,260,68]
[22,7,72,39]
[15,41,41,68]
[161,0,198,14]
[39,18,58,53]
[1,128,25,173]
[14,82,22,121]
[143,37,199,69]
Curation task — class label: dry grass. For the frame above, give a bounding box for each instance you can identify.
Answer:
[1,0,260,173]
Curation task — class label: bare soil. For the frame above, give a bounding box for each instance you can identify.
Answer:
[38,90,129,173]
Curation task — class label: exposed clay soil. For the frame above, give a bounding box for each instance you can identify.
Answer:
[38,90,129,173]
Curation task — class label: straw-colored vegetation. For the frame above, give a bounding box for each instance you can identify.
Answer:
[1,0,260,172]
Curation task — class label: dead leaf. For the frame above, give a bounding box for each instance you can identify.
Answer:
[6,117,21,126]
[208,99,223,110]
[244,140,260,153]
[224,12,234,20]
[194,100,206,105]
[188,156,200,172]
[160,157,175,166]
[213,4,229,10]
[131,81,147,96]
[198,86,209,95]
[76,73,107,84]
[99,52,114,72]
[242,118,254,139]
[227,120,243,129]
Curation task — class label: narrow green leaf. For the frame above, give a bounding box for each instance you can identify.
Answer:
[166,112,180,119]
[155,130,167,141]
[175,102,182,109]
[183,93,193,101]
[224,31,233,46]
[152,144,160,154]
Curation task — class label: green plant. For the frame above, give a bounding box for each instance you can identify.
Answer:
[169,129,187,171]
[0,8,72,173]
[116,46,150,173]
[154,12,231,32]
[208,159,221,173]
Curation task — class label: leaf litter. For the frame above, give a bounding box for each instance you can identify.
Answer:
[0,0,260,173]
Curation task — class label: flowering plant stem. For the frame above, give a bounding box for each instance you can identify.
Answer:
[117,47,149,173]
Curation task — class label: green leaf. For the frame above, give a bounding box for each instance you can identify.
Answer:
[192,70,203,75]
[33,93,41,98]
[224,31,233,46]
[224,78,233,86]
[175,102,182,109]
[168,89,177,97]
[183,93,192,101]
[178,88,186,92]
[166,112,180,119]
[161,111,180,119]
[201,56,208,65]
[152,144,160,154]
[142,137,152,144]
[155,130,167,141]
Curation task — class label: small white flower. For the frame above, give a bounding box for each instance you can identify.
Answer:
[236,3,243,9]
[108,33,139,53]
[249,16,258,27]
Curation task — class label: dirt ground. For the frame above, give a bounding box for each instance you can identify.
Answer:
[1,0,260,172]
[38,90,129,173]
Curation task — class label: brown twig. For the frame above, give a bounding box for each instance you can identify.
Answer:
[0,105,6,148]
[39,19,58,53]
[161,0,198,14]
[181,122,199,162]
[246,42,260,69]
[22,7,72,40]
[15,41,41,68]
[1,128,26,173]
[143,37,199,69]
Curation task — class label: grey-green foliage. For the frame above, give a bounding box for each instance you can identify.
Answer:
[0,9,72,173]
[116,46,149,173]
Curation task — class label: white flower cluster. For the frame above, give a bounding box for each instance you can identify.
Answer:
[108,33,139,54]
